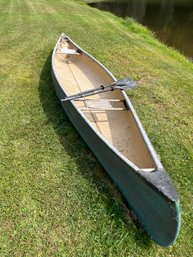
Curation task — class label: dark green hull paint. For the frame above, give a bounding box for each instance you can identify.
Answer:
[51,35,181,246]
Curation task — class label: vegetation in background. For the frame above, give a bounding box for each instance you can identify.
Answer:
[0,0,192,256]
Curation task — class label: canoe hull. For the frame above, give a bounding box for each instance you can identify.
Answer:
[51,67,180,247]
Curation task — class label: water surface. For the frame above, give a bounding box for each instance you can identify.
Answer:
[89,0,193,59]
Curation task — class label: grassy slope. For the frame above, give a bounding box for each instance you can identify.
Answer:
[0,0,192,256]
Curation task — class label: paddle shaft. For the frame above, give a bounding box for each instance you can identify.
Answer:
[61,86,115,102]
[61,78,136,102]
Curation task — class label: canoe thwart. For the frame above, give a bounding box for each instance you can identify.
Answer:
[78,99,128,112]
[80,107,127,111]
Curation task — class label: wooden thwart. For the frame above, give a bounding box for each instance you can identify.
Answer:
[77,98,127,111]
[80,107,127,111]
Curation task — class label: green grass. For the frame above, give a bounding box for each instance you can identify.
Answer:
[0,0,192,256]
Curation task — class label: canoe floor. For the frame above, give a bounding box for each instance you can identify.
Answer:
[54,38,156,170]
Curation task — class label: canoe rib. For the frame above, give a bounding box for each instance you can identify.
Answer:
[51,33,181,246]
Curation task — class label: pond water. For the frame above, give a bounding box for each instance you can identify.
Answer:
[89,0,193,59]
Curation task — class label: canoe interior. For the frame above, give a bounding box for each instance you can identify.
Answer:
[54,37,157,170]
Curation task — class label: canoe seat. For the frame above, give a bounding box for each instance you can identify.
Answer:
[76,98,128,111]
[57,48,81,55]
[79,107,127,111]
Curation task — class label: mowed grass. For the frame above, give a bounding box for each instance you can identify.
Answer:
[0,0,192,256]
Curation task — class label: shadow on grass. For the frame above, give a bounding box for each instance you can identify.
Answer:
[38,53,152,249]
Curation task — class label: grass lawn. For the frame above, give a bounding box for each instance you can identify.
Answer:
[0,0,192,256]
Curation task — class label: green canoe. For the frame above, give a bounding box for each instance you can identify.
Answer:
[51,33,181,246]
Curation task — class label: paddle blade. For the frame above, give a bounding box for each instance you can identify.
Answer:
[115,78,137,90]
